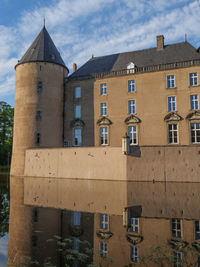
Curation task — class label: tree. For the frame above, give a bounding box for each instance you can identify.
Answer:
[0,101,14,166]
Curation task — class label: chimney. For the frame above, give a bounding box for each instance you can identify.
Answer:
[73,63,77,72]
[157,35,164,50]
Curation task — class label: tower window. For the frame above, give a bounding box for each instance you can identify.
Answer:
[32,208,38,223]
[100,241,107,258]
[171,218,182,238]
[195,221,200,240]
[100,103,107,116]
[128,126,138,145]
[128,80,135,92]
[128,100,136,114]
[73,211,81,226]
[168,96,176,112]
[36,133,40,145]
[75,105,81,118]
[100,214,109,230]
[100,127,108,145]
[130,246,138,263]
[168,124,178,144]
[190,72,198,86]
[167,75,175,88]
[191,123,200,144]
[100,83,107,95]
[37,82,42,93]
[75,87,81,98]
[190,95,199,110]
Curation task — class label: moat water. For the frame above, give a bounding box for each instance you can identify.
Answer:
[1,174,200,266]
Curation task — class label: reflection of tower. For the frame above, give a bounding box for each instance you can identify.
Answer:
[8,26,68,266]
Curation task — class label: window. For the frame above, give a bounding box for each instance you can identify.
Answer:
[130,218,139,233]
[36,133,40,145]
[168,124,178,144]
[130,246,138,263]
[195,221,200,240]
[37,81,42,93]
[75,105,81,118]
[191,123,200,144]
[36,111,41,122]
[171,219,182,238]
[190,72,198,86]
[100,103,107,116]
[190,95,199,110]
[73,211,81,226]
[168,96,176,112]
[128,126,137,145]
[73,237,79,251]
[100,214,109,230]
[173,251,182,267]
[167,75,175,88]
[75,87,81,98]
[128,80,135,92]
[73,128,82,146]
[100,83,107,95]
[128,100,136,114]
[32,208,38,223]
[100,241,107,257]
[100,127,108,145]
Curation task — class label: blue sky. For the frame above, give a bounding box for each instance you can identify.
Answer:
[1,0,200,106]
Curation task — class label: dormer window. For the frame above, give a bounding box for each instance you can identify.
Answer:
[127,62,135,73]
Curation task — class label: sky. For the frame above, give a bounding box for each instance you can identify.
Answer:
[1,0,200,106]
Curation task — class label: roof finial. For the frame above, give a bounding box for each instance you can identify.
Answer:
[185,33,187,42]
[43,17,46,27]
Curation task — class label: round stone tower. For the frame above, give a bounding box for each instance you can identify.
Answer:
[8,26,68,266]
[10,26,68,176]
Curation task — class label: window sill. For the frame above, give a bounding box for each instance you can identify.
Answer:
[188,85,199,88]
[166,87,177,89]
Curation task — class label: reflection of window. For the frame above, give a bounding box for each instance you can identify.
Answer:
[75,105,81,118]
[73,128,82,147]
[198,255,200,267]
[73,237,79,251]
[168,124,178,144]
[130,218,139,233]
[36,133,40,145]
[173,251,182,267]
[73,211,81,226]
[168,96,176,112]
[171,219,181,238]
[100,214,109,230]
[130,246,138,263]
[36,111,41,122]
[100,241,107,257]
[100,127,108,145]
[190,72,198,86]
[190,95,199,110]
[100,103,107,116]
[128,100,135,114]
[128,126,137,145]
[32,208,38,223]
[100,83,107,95]
[32,235,38,247]
[75,87,81,98]
[37,81,42,93]
[195,221,200,240]
[128,80,135,92]
[167,75,175,88]
[190,123,200,144]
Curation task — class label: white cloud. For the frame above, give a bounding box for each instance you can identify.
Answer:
[1,0,200,102]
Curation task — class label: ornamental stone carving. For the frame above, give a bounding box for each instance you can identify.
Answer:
[96,230,113,240]
[70,118,85,128]
[97,117,112,126]
[186,111,200,120]
[164,112,183,122]
[126,234,143,245]
[124,115,141,125]
[168,239,188,249]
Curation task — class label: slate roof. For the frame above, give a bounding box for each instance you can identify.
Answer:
[70,41,200,78]
[16,26,68,70]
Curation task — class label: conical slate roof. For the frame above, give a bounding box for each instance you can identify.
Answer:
[16,26,68,70]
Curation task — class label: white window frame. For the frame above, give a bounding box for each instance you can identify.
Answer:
[75,105,81,118]
[173,251,182,267]
[100,127,108,145]
[171,219,182,238]
[128,100,136,114]
[100,83,107,95]
[128,126,138,145]
[167,75,175,88]
[75,86,81,98]
[100,102,107,116]
[100,241,107,257]
[190,95,199,110]
[190,123,200,144]
[168,96,176,112]
[100,214,109,230]
[130,217,139,233]
[128,80,135,93]
[130,246,138,263]
[190,72,198,86]
[168,124,178,144]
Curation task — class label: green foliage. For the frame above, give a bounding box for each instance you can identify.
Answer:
[0,101,14,166]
